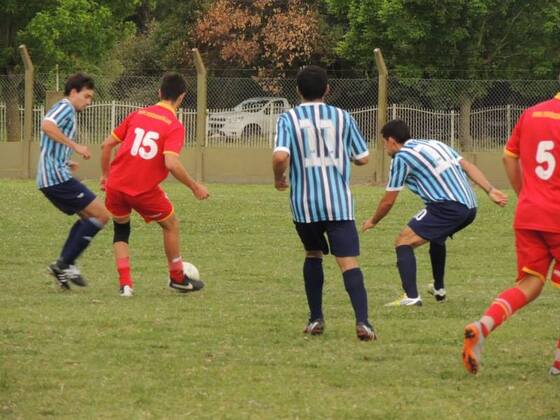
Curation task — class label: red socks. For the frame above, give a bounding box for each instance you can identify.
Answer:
[169,257,184,283]
[481,287,527,337]
[554,339,560,370]
[117,257,132,287]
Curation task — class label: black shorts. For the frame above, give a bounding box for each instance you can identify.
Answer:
[40,178,96,215]
[294,220,359,257]
[408,201,477,245]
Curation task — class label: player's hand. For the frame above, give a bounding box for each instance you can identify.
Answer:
[99,175,107,191]
[69,160,79,172]
[362,217,377,232]
[489,188,508,207]
[274,177,289,191]
[74,144,91,160]
[192,183,209,200]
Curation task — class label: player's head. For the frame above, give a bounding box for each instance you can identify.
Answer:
[381,119,411,157]
[159,73,187,107]
[296,65,329,101]
[64,73,95,112]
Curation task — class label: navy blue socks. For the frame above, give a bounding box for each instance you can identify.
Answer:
[343,267,369,324]
[60,218,104,265]
[303,258,324,321]
[429,241,446,290]
[396,245,418,298]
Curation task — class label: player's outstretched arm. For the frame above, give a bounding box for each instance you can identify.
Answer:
[362,190,399,232]
[272,151,290,191]
[459,159,507,207]
[42,120,90,159]
[100,134,121,190]
[164,153,209,200]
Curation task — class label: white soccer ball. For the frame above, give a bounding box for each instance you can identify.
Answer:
[183,261,200,281]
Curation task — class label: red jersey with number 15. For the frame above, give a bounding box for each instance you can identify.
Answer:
[505,93,560,233]
[106,102,185,196]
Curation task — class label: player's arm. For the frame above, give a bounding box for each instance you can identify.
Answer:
[164,153,209,200]
[502,153,522,196]
[459,159,507,206]
[41,119,90,159]
[99,134,121,190]
[362,191,399,232]
[353,154,369,166]
[272,151,290,191]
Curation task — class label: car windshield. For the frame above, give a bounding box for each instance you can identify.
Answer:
[234,99,270,112]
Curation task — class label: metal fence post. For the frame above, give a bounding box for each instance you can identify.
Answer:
[111,100,116,129]
[450,110,455,149]
[506,104,511,137]
[374,48,389,184]
[19,45,34,178]
[192,48,207,181]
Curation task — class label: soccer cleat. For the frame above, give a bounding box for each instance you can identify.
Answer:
[168,274,205,293]
[384,294,422,307]
[303,319,325,335]
[48,261,87,289]
[356,322,377,341]
[550,366,560,376]
[48,262,70,290]
[66,264,87,287]
[427,284,447,302]
[462,321,485,374]
[119,285,133,297]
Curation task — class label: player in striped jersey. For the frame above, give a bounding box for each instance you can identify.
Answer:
[273,65,376,341]
[362,120,507,306]
[38,73,110,290]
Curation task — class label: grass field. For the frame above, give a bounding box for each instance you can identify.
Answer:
[0,180,558,419]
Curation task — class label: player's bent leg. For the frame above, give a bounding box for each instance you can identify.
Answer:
[159,215,204,293]
[113,218,133,296]
[303,251,325,335]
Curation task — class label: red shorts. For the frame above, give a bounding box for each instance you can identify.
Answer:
[515,229,560,288]
[105,186,174,223]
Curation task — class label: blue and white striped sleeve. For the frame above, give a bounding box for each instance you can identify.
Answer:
[274,113,292,155]
[347,114,369,160]
[386,154,408,191]
[44,101,72,128]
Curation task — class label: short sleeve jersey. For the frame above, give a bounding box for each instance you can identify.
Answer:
[505,93,560,232]
[36,99,77,188]
[106,102,185,196]
[274,103,369,222]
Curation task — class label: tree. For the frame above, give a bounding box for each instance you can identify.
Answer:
[326,0,560,148]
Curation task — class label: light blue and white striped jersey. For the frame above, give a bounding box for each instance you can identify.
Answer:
[274,102,369,223]
[386,139,477,209]
[36,99,77,188]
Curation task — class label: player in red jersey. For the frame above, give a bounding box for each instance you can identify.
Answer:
[462,92,560,375]
[100,73,209,297]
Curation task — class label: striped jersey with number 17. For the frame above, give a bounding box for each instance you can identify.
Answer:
[36,98,77,188]
[386,139,477,209]
[274,102,369,223]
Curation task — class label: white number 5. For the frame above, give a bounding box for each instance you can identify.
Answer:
[131,128,159,160]
[535,140,556,180]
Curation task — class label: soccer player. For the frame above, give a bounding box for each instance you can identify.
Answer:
[362,120,507,306]
[462,91,560,375]
[100,73,209,297]
[272,65,376,341]
[38,73,111,290]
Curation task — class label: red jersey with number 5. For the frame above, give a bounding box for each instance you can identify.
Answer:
[505,93,560,232]
[106,102,185,196]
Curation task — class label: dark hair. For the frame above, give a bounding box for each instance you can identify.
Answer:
[160,72,187,101]
[64,73,94,96]
[381,119,411,144]
[296,65,328,100]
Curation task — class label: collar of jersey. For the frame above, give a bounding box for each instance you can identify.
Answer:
[62,98,76,111]
[156,101,176,113]
[300,101,325,105]
[555,93,560,101]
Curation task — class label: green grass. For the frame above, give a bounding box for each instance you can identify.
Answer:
[0,180,558,419]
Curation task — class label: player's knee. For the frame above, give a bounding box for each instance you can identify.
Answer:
[113,221,131,243]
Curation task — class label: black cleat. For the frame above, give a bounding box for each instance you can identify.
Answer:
[356,322,377,341]
[304,319,325,336]
[168,274,204,293]
[48,261,86,289]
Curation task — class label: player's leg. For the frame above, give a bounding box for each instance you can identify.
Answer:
[462,229,549,374]
[546,232,560,374]
[113,217,133,296]
[158,214,204,293]
[428,241,446,301]
[551,338,560,376]
[387,224,427,306]
[294,222,327,335]
[328,221,376,341]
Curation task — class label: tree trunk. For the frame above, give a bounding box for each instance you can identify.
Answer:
[459,95,473,151]
[3,73,22,142]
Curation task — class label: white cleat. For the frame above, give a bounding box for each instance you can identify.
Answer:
[120,285,133,297]
[427,284,447,302]
[385,294,422,307]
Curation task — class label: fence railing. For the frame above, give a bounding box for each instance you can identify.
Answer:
[0,101,525,151]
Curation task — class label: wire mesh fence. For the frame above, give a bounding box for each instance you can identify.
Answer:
[1,73,558,151]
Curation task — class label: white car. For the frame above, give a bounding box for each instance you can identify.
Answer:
[209,97,290,138]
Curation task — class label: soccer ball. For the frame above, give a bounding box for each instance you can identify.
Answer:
[183,261,200,281]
